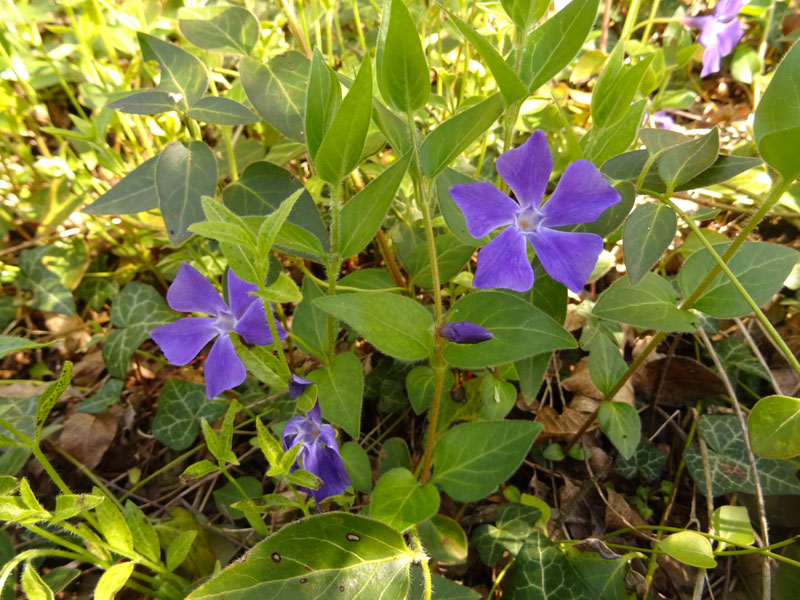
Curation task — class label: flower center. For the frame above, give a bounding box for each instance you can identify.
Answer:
[515,208,541,233]
[213,311,235,334]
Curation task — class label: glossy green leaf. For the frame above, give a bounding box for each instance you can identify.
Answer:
[593,273,697,332]
[406,366,454,415]
[151,379,227,451]
[307,352,363,439]
[435,168,484,245]
[471,503,542,564]
[166,530,197,572]
[521,0,600,92]
[103,282,177,378]
[406,233,474,288]
[748,395,800,459]
[613,439,666,481]
[305,49,342,160]
[443,291,577,369]
[291,278,330,360]
[186,97,258,125]
[107,90,177,115]
[480,376,517,420]
[315,57,372,184]
[314,293,433,361]
[581,99,647,166]
[187,513,415,599]
[420,94,504,177]
[623,203,677,285]
[447,11,528,106]
[94,562,134,600]
[213,476,263,520]
[178,6,259,54]
[597,401,640,460]
[339,153,411,258]
[753,40,800,180]
[417,515,468,564]
[591,45,651,129]
[500,0,549,30]
[241,52,309,142]
[658,128,719,187]
[376,0,430,112]
[94,489,133,553]
[659,531,716,568]
[712,505,754,548]
[588,335,627,397]
[432,420,542,502]
[84,156,159,214]
[137,32,207,108]
[340,442,372,493]
[679,241,799,318]
[156,141,218,244]
[566,545,629,600]
[370,468,439,532]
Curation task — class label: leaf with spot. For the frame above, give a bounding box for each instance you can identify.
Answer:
[749,395,800,459]
[102,282,178,378]
[187,512,416,599]
[684,414,800,496]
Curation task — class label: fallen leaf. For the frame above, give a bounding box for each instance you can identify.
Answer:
[71,350,107,387]
[535,404,594,440]
[58,407,120,470]
[633,356,725,406]
[44,313,91,355]
[604,488,647,531]
[562,357,635,405]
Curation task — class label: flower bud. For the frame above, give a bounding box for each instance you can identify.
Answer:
[440,321,493,344]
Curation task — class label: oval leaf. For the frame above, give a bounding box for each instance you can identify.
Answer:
[659,531,717,569]
[307,352,364,439]
[370,468,440,532]
[623,203,677,285]
[749,395,800,459]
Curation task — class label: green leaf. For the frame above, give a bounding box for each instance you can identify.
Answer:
[107,90,178,114]
[376,0,430,112]
[406,366,454,415]
[581,99,647,166]
[566,545,630,600]
[417,515,468,564]
[446,11,528,106]
[339,153,411,258]
[420,94,504,177]
[77,378,123,414]
[480,376,517,421]
[187,513,415,599]
[257,273,302,303]
[443,291,577,369]
[305,48,342,160]
[307,352,364,439]
[18,246,76,315]
[187,97,259,125]
[678,241,799,318]
[103,282,178,378]
[291,278,330,361]
[378,438,412,476]
[22,563,53,600]
[623,203,677,285]
[370,468,440,532]
[471,503,542,564]
[753,40,800,180]
[593,273,697,332]
[315,57,372,184]
[178,6,259,54]
[712,505,754,548]
[223,161,329,255]
[166,530,197,572]
[123,500,161,563]
[521,0,600,92]
[0,337,58,360]
[588,335,627,397]
[683,414,800,496]
[432,420,542,502]
[500,0,550,31]
[406,233,475,288]
[597,401,641,460]
[94,562,134,600]
[591,45,652,129]
[94,489,133,553]
[435,168,484,245]
[340,442,372,493]
[156,141,218,244]
[151,379,227,451]
[748,395,800,459]
[213,476,263,520]
[658,128,719,187]
[35,361,72,438]
[84,156,159,214]
[314,293,433,361]
[241,52,309,142]
[137,32,207,108]
[53,493,104,522]
[659,531,716,569]
[640,128,688,154]
[256,189,303,265]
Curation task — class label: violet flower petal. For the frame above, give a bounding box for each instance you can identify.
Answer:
[204,333,247,398]
[289,373,314,400]
[473,226,533,292]
[302,443,351,504]
[700,41,723,77]
[282,416,307,449]
[714,0,743,22]
[149,317,218,365]
[317,423,338,449]
[227,269,258,320]
[234,300,286,346]
[539,161,621,228]
[652,111,674,129]
[715,19,744,57]
[441,321,493,344]
[449,182,520,239]
[528,228,603,293]
[166,263,227,316]
[495,130,552,208]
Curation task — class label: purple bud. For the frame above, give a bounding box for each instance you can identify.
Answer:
[440,321,493,344]
[289,373,314,399]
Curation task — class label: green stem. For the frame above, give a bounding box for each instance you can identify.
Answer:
[352,0,368,53]
[23,523,98,564]
[487,557,515,598]
[620,0,644,41]
[262,293,291,376]
[326,182,344,361]
[220,468,268,535]
[410,528,432,600]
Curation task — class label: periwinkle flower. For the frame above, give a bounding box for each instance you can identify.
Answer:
[150,264,287,399]
[440,321,493,344]
[683,0,744,77]
[283,401,351,504]
[651,111,674,130]
[450,130,620,293]
[289,373,314,399]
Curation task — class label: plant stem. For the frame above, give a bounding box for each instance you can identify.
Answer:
[326,182,344,361]
[620,0,643,41]
[410,528,432,600]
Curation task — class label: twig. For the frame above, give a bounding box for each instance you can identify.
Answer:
[734,317,783,395]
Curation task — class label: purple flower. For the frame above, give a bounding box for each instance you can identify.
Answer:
[651,111,674,129]
[450,131,620,293]
[150,264,287,399]
[283,401,351,504]
[289,373,314,399]
[683,0,744,77]
[440,321,493,344]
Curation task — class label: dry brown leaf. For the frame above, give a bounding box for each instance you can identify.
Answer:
[562,357,635,405]
[632,356,725,406]
[58,407,120,470]
[44,313,91,355]
[70,351,107,387]
[535,405,593,440]
[604,488,647,531]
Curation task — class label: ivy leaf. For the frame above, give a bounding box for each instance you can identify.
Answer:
[18,246,76,315]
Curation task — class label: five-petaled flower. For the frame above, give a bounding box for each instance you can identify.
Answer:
[283,398,351,505]
[450,130,620,293]
[150,264,287,399]
[683,0,744,77]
